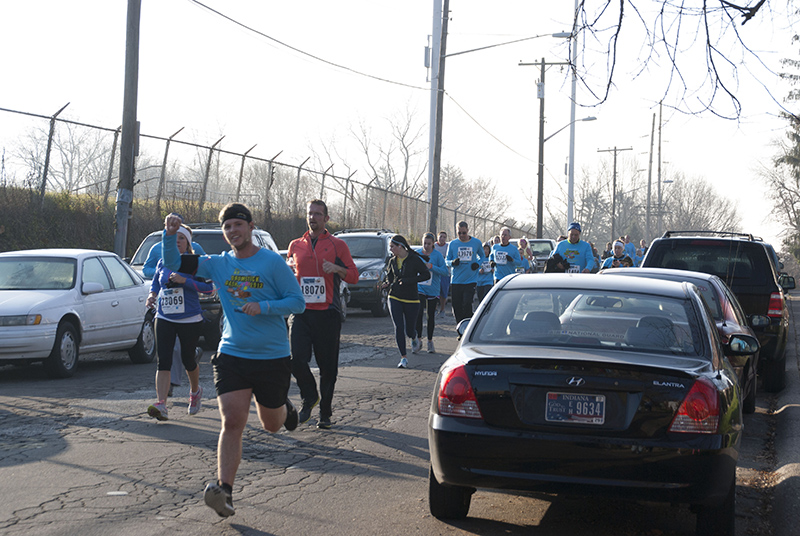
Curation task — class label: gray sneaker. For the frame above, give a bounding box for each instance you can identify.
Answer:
[427,340,435,353]
[411,339,421,354]
[147,401,168,421]
[188,387,202,416]
[204,482,235,518]
[397,357,409,369]
[194,347,203,364]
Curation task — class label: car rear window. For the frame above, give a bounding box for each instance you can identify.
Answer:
[339,236,388,258]
[470,288,704,356]
[644,241,769,286]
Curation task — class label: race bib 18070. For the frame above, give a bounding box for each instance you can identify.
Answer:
[300,276,326,304]
[160,288,185,315]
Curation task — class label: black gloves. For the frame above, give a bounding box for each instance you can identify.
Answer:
[452,258,460,266]
[471,262,479,270]
[490,261,497,268]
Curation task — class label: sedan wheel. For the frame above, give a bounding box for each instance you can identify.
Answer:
[762,352,786,393]
[428,466,474,520]
[128,312,156,364]
[45,322,79,378]
[371,287,389,317]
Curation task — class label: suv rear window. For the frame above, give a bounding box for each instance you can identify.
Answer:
[339,236,388,258]
[644,240,769,287]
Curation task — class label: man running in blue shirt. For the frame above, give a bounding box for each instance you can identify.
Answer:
[445,221,485,323]
[551,222,597,273]
[162,204,305,519]
[490,227,522,283]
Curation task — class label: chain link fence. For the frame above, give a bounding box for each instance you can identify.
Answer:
[0,106,534,249]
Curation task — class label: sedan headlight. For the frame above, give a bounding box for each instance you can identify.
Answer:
[360,269,382,281]
[0,314,42,326]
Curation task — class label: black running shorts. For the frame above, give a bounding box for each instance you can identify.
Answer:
[211,353,291,409]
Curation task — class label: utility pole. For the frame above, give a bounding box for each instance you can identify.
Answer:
[115,0,141,258]
[646,113,655,243]
[597,146,632,241]
[657,102,664,237]
[427,0,449,234]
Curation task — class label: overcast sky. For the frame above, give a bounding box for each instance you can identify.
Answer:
[0,1,796,245]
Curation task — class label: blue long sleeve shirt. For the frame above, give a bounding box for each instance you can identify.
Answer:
[144,240,206,278]
[149,258,214,321]
[162,231,305,360]
[445,237,485,285]
[415,247,448,297]
[552,239,598,272]
[490,243,523,281]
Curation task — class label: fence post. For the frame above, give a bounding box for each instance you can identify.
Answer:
[235,144,257,203]
[320,164,333,200]
[39,103,69,208]
[103,125,122,206]
[264,150,282,223]
[200,136,224,211]
[382,189,389,229]
[294,157,310,217]
[155,126,183,215]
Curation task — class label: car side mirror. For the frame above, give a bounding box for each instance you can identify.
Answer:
[726,334,760,355]
[779,274,795,291]
[456,318,471,339]
[82,282,105,295]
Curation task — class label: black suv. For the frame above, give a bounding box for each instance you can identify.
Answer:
[334,229,394,317]
[129,224,280,347]
[641,231,795,392]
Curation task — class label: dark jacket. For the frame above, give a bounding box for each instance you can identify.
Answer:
[386,251,431,302]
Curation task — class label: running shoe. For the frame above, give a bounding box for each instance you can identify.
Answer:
[188,387,203,415]
[411,338,421,354]
[317,416,332,429]
[194,347,203,364]
[397,357,408,369]
[427,341,435,353]
[298,395,320,425]
[204,482,235,518]
[284,398,299,431]
[147,401,168,421]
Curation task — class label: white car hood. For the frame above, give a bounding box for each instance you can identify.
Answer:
[0,290,73,314]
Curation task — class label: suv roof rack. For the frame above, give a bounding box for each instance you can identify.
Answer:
[661,230,756,241]
[187,223,266,230]
[334,228,393,235]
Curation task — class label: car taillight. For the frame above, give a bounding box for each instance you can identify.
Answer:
[767,292,784,318]
[437,365,483,419]
[668,378,719,434]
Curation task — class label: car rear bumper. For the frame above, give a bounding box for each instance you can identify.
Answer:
[429,415,738,506]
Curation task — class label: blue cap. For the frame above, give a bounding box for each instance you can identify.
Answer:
[568,222,581,232]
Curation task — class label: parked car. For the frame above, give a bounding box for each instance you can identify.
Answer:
[641,230,795,392]
[334,229,394,317]
[428,273,757,535]
[279,249,350,322]
[0,249,156,378]
[510,238,556,272]
[129,224,279,347]
[599,266,766,413]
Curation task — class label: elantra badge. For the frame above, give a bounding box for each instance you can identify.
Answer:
[567,377,585,387]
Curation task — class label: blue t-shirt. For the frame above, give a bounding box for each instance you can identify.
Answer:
[445,236,486,285]
[552,239,597,272]
[490,243,522,281]
[624,242,638,267]
[415,247,448,297]
[162,232,305,360]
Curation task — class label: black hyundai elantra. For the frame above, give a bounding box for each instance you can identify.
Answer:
[428,274,759,536]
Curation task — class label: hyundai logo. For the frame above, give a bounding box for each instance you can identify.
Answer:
[567,377,585,387]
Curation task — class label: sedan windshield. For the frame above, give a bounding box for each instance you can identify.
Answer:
[0,257,77,290]
[471,288,703,356]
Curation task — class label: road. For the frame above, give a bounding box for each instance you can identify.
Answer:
[0,301,788,536]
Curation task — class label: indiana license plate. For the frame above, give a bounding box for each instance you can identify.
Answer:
[545,392,606,424]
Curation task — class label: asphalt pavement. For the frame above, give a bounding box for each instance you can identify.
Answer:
[774,295,800,536]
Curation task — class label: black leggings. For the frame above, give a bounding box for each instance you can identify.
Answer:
[155,318,203,373]
[389,298,420,357]
[415,296,439,341]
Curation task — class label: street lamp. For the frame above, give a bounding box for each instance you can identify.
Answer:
[536,116,596,238]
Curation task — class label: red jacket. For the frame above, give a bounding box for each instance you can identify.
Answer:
[287,229,359,312]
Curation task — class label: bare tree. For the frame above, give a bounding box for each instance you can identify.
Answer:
[661,173,742,230]
[575,1,789,118]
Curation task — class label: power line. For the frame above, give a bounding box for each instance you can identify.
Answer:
[186,0,428,91]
